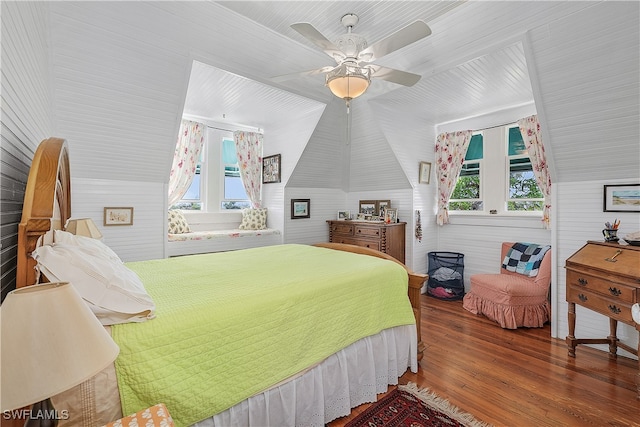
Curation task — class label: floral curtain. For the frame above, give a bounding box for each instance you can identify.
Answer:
[233,131,263,208]
[435,130,473,226]
[518,114,552,229]
[168,119,205,206]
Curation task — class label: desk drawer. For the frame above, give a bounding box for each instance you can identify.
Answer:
[566,270,637,303]
[567,286,633,324]
[330,223,354,236]
[340,238,381,251]
[354,226,381,238]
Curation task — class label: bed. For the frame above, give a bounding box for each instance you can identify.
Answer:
[15,137,427,426]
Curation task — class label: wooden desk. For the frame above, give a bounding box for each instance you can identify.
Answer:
[565,241,640,398]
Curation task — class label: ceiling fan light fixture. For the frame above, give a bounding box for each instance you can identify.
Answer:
[326,63,371,101]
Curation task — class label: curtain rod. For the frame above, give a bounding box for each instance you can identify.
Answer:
[205,125,263,134]
[476,121,519,132]
[206,125,234,133]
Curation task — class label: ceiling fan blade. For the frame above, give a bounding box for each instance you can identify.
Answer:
[369,65,422,87]
[358,21,431,63]
[271,66,336,83]
[291,22,346,62]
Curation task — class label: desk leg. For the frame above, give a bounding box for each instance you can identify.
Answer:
[637,330,640,400]
[607,317,618,359]
[567,301,576,357]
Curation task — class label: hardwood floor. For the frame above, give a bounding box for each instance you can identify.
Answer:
[330,295,640,427]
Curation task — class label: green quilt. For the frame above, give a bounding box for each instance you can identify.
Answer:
[112,244,415,426]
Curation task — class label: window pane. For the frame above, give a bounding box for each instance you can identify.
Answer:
[508,200,543,211]
[465,134,483,160]
[182,171,200,200]
[450,162,482,211]
[221,200,251,210]
[508,127,526,156]
[222,139,238,164]
[222,139,250,209]
[224,176,248,199]
[453,163,480,197]
[509,160,542,199]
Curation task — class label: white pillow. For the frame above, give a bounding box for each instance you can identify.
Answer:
[32,243,156,325]
[239,208,267,230]
[54,230,122,263]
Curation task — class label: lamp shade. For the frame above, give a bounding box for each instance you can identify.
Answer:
[0,282,119,411]
[65,218,103,239]
[326,63,371,100]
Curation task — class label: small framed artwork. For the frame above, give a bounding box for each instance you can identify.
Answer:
[291,198,310,219]
[419,161,431,184]
[356,213,365,220]
[384,208,398,224]
[104,207,133,226]
[359,200,377,215]
[337,210,351,220]
[263,154,281,184]
[603,184,640,212]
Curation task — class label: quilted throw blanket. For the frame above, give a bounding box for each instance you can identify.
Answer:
[502,242,550,277]
[112,244,414,426]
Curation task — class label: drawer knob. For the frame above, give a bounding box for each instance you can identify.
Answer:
[608,305,621,315]
[577,278,588,286]
[578,294,588,302]
[608,287,622,297]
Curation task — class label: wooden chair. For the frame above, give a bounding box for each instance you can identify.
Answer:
[463,242,552,329]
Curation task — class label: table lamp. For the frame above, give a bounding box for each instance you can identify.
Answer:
[64,218,103,239]
[1,282,119,426]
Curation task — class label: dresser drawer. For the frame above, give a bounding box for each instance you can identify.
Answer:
[354,226,381,238]
[340,238,381,251]
[567,286,633,323]
[330,223,354,236]
[566,270,637,303]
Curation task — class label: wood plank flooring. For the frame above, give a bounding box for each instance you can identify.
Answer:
[329,295,640,427]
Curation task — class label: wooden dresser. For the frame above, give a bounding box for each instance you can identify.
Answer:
[327,220,406,263]
[565,240,640,398]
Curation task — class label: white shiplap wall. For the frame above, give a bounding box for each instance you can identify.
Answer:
[556,179,640,358]
[287,98,349,190]
[1,1,56,297]
[525,1,640,183]
[284,188,346,245]
[71,178,166,262]
[438,216,552,290]
[349,100,412,192]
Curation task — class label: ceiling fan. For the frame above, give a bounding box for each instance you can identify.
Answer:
[274,13,431,106]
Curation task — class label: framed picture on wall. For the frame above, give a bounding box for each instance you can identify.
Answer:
[603,183,640,212]
[419,161,431,184]
[263,154,281,184]
[104,207,133,226]
[291,199,310,219]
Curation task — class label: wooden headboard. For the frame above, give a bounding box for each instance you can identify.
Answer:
[16,138,71,288]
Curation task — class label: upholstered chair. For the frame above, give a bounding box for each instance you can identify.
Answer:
[463,242,552,329]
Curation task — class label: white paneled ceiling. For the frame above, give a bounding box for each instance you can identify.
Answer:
[189,1,535,127]
[183,60,324,130]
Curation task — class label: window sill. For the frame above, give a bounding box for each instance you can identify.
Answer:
[448,213,546,229]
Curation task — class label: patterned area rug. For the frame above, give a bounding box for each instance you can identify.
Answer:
[345,382,493,427]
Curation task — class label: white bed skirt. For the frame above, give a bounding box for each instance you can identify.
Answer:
[195,324,417,427]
